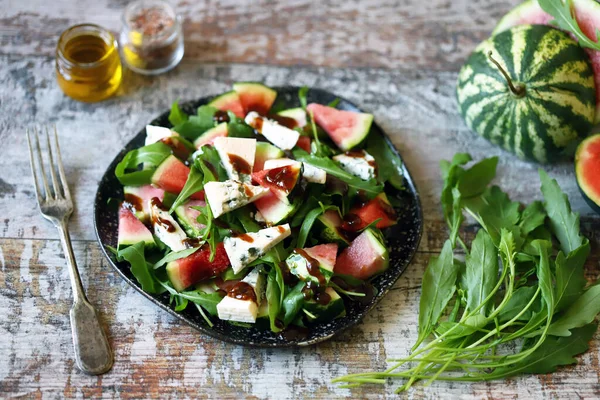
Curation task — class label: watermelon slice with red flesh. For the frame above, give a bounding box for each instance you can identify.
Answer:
[252,164,302,199]
[151,155,204,200]
[118,207,155,249]
[253,142,284,172]
[124,185,165,222]
[208,91,245,118]
[334,229,389,280]
[233,82,277,116]
[576,133,600,213]
[304,243,338,267]
[253,190,294,224]
[342,193,398,231]
[306,103,374,151]
[174,199,206,237]
[296,136,311,152]
[166,243,230,291]
[193,122,228,149]
[494,0,600,123]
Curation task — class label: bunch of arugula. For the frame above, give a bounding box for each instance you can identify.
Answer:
[334,154,600,392]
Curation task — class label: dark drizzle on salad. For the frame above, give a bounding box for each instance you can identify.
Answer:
[331,277,376,305]
[160,137,190,160]
[228,153,251,175]
[269,114,297,129]
[302,281,331,305]
[227,281,257,303]
[279,261,298,286]
[213,110,230,123]
[123,193,143,212]
[235,233,255,243]
[202,160,218,179]
[378,197,398,220]
[182,237,203,247]
[243,184,254,198]
[252,116,264,132]
[341,213,362,232]
[295,249,326,287]
[265,166,297,193]
[344,150,366,158]
[150,197,176,232]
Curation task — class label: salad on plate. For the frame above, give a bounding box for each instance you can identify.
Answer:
[112,83,405,334]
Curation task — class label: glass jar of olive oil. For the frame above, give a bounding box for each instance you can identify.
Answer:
[56,24,123,102]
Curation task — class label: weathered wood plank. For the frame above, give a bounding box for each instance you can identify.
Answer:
[1,239,599,399]
[1,0,523,71]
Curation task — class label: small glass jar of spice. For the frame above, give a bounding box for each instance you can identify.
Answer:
[120,0,184,75]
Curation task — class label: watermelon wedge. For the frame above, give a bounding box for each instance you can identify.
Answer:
[576,133,600,213]
[304,243,338,268]
[276,107,307,128]
[296,136,311,152]
[253,190,294,225]
[208,90,245,118]
[343,193,398,231]
[174,199,206,237]
[193,122,228,149]
[233,82,277,115]
[252,163,302,199]
[494,0,600,123]
[253,142,284,172]
[118,207,155,249]
[123,185,165,222]
[334,229,388,280]
[306,103,373,151]
[167,243,230,291]
[151,155,204,199]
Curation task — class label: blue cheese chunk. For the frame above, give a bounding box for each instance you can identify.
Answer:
[263,158,326,184]
[332,150,376,180]
[245,112,300,150]
[214,137,256,183]
[148,199,188,251]
[216,268,266,323]
[145,125,177,146]
[204,180,268,218]
[224,224,291,273]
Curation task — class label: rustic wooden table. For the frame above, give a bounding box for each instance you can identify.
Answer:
[2,0,599,398]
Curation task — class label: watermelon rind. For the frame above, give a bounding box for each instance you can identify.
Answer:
[118,208,155,249]
[174,200,206,237]
[233,82,277,115]
[307,103,374,151]
[318,210,350,245]
[254,142,284,171]
[493,0,600,124]
[277,107,307,128]
[253,191,294,225]
[303,288,345,323]
[575,133,600,213]
[456,24,596,163]
[208,90,245,118]
[193,122,228,149]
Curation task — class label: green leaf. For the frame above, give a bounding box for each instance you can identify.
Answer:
[458,156,498,198]
[159,282,224,315]
[115,142,172,186]
[538,0,600,51]
[491,323,597,377]
[282,281,306,326]
[498,286,540,323]
[464,229,498,316]
[365,132,404,188]
[297,205,338,248]
[118,242,158,293]
[153,246,201,270]
[549,285,600,336]
[227,121,255,138]
[298,86,309,109]
[168,100,189,126]
[473,186,520,244]
[539,169,583,255]
[267,267,283,332]
[169,165,204,212]
[171,105,218,140]
[554,241,590,311]
[534,240,555,317]
[519,201,547,236]
[293,150,384,197]
[415,239,457,348]
[328,98,341,108]
[449,187,463,246]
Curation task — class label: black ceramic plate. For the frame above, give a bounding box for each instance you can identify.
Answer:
[94,86,423,347]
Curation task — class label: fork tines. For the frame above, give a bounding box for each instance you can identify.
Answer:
[27,126,72,204]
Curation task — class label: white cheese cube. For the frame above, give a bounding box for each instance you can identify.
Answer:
[145,125,177,146]
[204,180,268,218]
[332,151,376,180]
[242,268,266,305]
[245,112,300,150]
[224,224,291,273]
[214,137,256,183]
[264,158,326,184]
[148,199,188,251]
[216,296,259,323]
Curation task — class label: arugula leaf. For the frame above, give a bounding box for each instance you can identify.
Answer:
[298,86,309,109]
[172,105,218,140]
[293,149,384,197]
[267,267,283,332]
[153,246,201,269]
[297,204,338,248]
[549,285,600,336]
[554,241,590,311]
[115,142,172,186]
[538,0,600,51]
[464,229,498,316]
[282,281,306,326]
[519,201,547,236]
[471,186,520,244]
[169,165,204,212]
[328,98,341,108]
[366,132,404,188]
[415,240,457,348]
[118,242,158,293]
[228,120,255,138]
[457,156,498,198]
[234,208,261,233]
[540,169,583,255]
[498,286,540,323]
[168,100,189,126]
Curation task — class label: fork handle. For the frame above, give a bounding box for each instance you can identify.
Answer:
[57,220,113,375]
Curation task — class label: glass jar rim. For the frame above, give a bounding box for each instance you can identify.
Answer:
[56,24,118,70]
[122,0,180,39]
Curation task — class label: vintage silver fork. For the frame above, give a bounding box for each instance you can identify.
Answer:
[27,126,113,375]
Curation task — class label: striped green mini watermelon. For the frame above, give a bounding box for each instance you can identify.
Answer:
[456,24,596,163]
